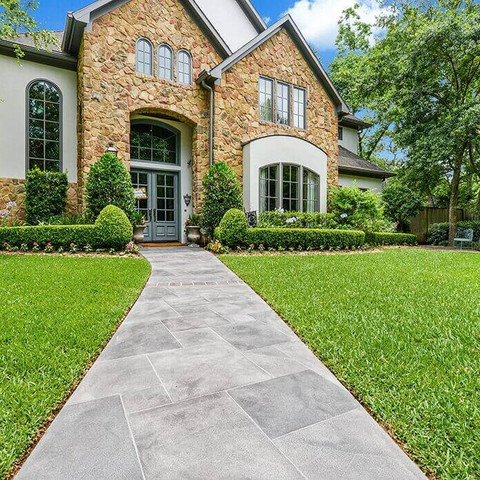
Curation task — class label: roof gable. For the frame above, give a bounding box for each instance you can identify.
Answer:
[205,15,349,114]
[62,0,237,58]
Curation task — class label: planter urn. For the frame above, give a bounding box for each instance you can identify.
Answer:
[186,225,201,245]
[133,225,146,244]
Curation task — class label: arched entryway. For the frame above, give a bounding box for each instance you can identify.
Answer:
[129,117,192,243]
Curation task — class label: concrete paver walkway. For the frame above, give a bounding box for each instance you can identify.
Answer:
[18,247,426,479]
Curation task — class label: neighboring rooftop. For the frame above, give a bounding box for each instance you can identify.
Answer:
[8,30,64,53]
[338,146,394,179]
[339,114,372,130]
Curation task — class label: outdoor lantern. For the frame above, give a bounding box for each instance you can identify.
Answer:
[106,142,118,156]
[183,194,192,207]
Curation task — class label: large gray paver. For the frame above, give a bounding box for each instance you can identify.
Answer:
[148,342,271,402]
[128,392,304,480]
[17,247,426,480]
[229,369,359,439]
[17,396,143,480]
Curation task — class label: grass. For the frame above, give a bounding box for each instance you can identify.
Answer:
[0,254,150,479]
[221,249,480,479]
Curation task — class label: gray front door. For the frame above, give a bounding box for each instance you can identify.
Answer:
[131,170,179,243]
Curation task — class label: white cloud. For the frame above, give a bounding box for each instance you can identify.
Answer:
[263,16,272,25]
[283,0,388,51]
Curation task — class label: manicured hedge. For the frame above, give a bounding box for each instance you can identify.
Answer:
[365,232,417,246]
[0,205,132,249]
[245,228,365,250]
[258,210,337,229]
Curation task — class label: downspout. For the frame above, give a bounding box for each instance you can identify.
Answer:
[201,80,214,166]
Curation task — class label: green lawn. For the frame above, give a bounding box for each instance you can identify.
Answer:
[0,254,150,479]
[221,249,480,479]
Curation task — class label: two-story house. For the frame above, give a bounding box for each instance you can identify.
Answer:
[0,0,392,242]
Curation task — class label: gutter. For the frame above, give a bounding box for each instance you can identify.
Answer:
[200,79,215,167]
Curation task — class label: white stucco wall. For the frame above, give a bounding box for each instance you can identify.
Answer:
[195,0,259,52]
[0,55,77,182]
[243,135,328,213]
[130,115,193,243]
[338,174,385,192]
[339,126,359,154]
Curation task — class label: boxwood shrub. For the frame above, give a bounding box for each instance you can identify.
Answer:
[0,205,132,250]
[245,228,365,250]
[365,232,417,246]
[215,209,248,248]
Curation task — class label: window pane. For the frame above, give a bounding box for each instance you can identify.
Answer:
[259,77,273,123]
[282,165,300,212]
[259,165,278,212]
[293,87,306,129]
[136,39,152,75]
[28,81,61,172]
[178,51,192,85]
[303,168,320,212]
[130,123,178,164]
[276,82,290,125]
[158,45,173,80]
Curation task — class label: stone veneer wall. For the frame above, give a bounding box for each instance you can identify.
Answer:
[0,178,78,222]
[77,0,221,209]
[77,0,339,211]
[213,28,339,186]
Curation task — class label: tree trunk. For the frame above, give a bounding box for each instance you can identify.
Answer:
[448,151,464,246]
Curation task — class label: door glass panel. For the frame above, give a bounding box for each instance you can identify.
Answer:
[130,171,149,221]
[156,173,176,224]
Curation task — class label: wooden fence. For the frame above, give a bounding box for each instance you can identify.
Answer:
[409,207,479,243]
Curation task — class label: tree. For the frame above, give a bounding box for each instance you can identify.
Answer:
[331,0,480,245]
[85,153,136,222]
[382,177,425,231]
[202,162,243,235]
[0,0,57,59]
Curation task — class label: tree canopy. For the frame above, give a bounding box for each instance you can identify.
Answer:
[330,0,480,243]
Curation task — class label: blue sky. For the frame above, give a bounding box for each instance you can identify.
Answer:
[30,0,386,66]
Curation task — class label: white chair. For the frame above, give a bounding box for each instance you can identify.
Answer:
[454,228,474,249]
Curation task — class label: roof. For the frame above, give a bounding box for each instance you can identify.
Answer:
[339,114,372,130]
[0,31,77,70]
[338,146,394,179]
[203,15,349,114]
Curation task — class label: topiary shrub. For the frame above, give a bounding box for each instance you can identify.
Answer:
[94,205,133,249]
[215,209,248,247]
[85,153,136,222]
[202,162,243,235]
[25,169,68,225]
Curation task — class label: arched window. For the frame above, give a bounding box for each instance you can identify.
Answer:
[158,44,173,80]
[136,38,153,75]
[259,163,320,212]
[177,50,192,85]
[130,121,178,164]
[27,80,61,172]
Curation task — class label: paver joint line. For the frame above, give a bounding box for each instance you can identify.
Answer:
[16,247,426,480]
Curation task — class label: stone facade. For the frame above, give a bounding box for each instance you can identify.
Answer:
[77,0,339,211]
[213,28,339,186]
[0,178,78,222]
[77,0,221,208]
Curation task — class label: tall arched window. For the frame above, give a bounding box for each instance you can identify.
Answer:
[136,38,153,75]
[158,44,173,80]
[259,163,320,212]
[27,80,61,172]
[130,121,178,164]
[177,50,192,85]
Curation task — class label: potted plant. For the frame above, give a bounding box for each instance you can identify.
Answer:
[185,213,202,245]
[132,212,146,244]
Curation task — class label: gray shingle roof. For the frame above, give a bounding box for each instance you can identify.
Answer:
[338,146,394,178]
[10,30,64,52]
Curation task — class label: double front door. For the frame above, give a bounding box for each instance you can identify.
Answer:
[131,170,179,243]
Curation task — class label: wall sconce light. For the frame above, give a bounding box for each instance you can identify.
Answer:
[106,143,118,156]
[183,194,192,207]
